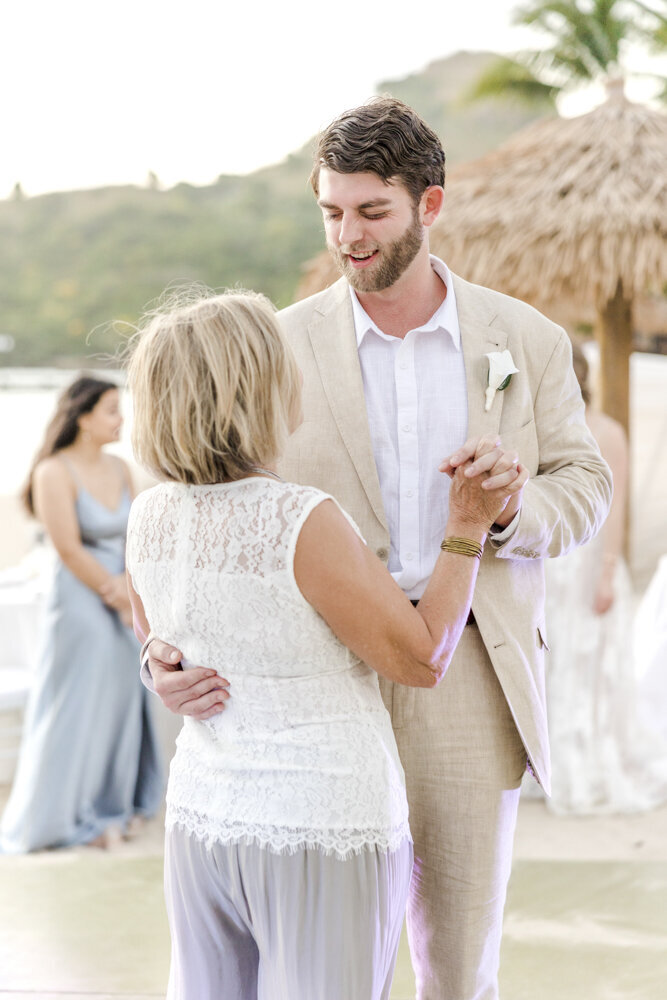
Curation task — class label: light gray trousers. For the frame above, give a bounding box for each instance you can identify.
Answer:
[164,827,413,1000]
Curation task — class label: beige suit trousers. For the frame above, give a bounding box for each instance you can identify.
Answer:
[380,625,527,1000]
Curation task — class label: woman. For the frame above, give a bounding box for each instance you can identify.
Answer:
[0,375,162,853]
[125,289,523,1000]
[540,343,667,814]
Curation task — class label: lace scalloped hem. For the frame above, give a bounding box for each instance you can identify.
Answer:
[166,813,412,861]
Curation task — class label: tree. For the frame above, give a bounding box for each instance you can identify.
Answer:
[468,1,667,104]
[464,0,667,541]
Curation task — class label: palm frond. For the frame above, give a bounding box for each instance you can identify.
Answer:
[463,56,560,105]
[631,70,667,102]
[630,0,667,50]
[540,47,598,81]
[627,0,667,29]
[513,1,624,73]
[469,1,667,108]
[585,8,624,67]
[513,0,584,29]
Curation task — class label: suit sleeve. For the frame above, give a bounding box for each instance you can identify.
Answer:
[494,328,612,561]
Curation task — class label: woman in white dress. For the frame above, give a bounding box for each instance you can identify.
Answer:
[124,288,523,1000]
[540,343,667,814]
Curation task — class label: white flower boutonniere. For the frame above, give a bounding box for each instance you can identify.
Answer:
[484,350,519,412]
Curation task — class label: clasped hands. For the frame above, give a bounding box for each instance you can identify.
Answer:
[99,574,134,628]
[146,435,528,719]
[440,433,528,529]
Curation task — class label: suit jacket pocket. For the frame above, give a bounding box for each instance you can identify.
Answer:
[537,623,550,651]
[500,417,539,476]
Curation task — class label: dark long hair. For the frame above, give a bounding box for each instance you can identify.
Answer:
[21,374,118,516]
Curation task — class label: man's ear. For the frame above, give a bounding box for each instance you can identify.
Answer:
[420,186,445,228]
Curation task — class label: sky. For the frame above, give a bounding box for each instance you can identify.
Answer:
[3,0,665,198]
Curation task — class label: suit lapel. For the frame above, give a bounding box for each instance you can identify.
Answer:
[304,273,510,530]
[453,274,509,441]
[307,279,388,531]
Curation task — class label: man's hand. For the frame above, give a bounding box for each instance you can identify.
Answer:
[148,639,230,720]
[441,435,528,528]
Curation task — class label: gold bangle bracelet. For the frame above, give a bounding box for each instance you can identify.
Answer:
[440,536,483,560]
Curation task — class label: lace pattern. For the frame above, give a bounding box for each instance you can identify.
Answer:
[127,479,410,858]
[168,815,410,860]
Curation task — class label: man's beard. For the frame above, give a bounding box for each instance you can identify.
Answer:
[327,209,423,293]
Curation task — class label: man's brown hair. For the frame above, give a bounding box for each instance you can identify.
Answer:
[310,96,445,204]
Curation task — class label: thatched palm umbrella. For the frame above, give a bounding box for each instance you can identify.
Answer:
[297,85,667,434]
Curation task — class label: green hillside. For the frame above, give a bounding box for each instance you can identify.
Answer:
[0,52,553,366]
[379,50,554,166]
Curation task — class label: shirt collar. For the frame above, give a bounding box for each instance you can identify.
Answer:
[350,255,461,350]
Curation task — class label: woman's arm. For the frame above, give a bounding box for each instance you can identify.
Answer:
[126,571,150,645]
[294,502,474,687]
[141,447,525,710]
[294,463,522,688]
[33,458,116,596]
[97,457,137,622]
[589,413,628,614]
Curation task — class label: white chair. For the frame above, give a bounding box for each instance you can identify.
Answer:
[636,555,667,743]
[0,666,32,784]
[0,565,47,784]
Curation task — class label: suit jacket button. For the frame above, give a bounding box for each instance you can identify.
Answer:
[377,547,388,561]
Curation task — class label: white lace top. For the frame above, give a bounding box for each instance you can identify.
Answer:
[126,478,410,859]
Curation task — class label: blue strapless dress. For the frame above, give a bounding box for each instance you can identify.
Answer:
[0,485,163,852]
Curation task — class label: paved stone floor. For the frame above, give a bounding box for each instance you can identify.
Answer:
[1,358,666,1000]
[1,797,666,1000]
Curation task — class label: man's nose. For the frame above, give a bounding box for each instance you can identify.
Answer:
[338,213,363,246]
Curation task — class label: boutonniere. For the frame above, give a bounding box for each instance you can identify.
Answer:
[484,350,519,412]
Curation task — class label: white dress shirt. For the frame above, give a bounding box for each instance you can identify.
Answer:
[353,256,517,600]
[352,256,469,600]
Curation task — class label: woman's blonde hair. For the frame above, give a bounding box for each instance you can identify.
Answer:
[126,287,301,485]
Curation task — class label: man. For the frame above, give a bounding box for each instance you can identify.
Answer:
[145,98,611,999]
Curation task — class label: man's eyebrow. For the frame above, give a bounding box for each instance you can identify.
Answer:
[317,198,394,209]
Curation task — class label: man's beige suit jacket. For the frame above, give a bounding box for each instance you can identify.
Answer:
[277,273,612,793]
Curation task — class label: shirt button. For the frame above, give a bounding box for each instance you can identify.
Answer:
[399,361,408,370]
[406,490,414,498]
[402,424,411,433]
[405,553,414,561]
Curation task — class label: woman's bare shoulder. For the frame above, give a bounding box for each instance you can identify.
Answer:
[33,453,71,487]
[586,409,627,467]
[31,455,77,521]
[587,409,626,446]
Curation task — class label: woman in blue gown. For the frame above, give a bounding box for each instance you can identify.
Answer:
[0,375,162,852]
